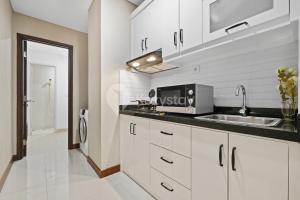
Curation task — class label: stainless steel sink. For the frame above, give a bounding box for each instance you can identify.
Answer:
[195,114,282,127]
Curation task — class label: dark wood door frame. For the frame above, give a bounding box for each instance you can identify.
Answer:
[17,33,74,160]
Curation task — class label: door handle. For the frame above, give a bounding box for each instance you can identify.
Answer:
[161,182,174,192]
[160,131,173,136]
[225,22,249,33]
[173,32,178,48]
[179,29,183,45]
[160,156,173,164]
[219,144,224,167]
[231,147,237,171]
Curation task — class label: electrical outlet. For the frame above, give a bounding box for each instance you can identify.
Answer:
[193,65,201,73]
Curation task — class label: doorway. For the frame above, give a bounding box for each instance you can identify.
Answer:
[17,34,74,160]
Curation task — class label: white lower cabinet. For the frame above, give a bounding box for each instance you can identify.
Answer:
[192,128,228,200]
[150,144,191,189]
[150,120,191,157]
[150,168,191,200]
[229,134,289,200]
[120,115,150,190]
[121,116,291,200]
[192,127,289,200]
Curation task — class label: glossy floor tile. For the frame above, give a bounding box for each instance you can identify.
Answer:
[0,130,154,200]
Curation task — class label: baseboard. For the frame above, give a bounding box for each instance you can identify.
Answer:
[12,154,21,161]
[55,128,68,133]
[0,157,14,192]
[87,156,120,178]
[69,143,80,149]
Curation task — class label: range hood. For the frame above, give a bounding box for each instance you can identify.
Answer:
[126,49,177,74]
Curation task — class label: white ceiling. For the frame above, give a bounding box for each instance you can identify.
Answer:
[10,0,93,33]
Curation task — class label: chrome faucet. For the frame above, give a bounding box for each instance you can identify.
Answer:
[235,85,248,117]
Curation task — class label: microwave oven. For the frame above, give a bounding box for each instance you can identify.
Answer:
[156,84,213,114]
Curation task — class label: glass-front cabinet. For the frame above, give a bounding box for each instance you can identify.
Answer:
[203,0,290,42]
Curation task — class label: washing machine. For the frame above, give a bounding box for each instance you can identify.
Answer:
[79,109,88,156]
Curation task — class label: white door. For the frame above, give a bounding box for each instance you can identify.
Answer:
[192,128,228,200]
[120,115,135,178]
[179,0,203,52]
[161,0,180,59]
[229,134,289,200]
[203,0,289,42]
[133,117,150,189]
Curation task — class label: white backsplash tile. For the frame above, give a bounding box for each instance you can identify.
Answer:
[120,69,151,105]
[120,42,298,108]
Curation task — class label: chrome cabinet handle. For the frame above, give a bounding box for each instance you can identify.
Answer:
[145,37,148,50]
[173,32,178,48]
[132,124,136,135]
[160,156,173,164]
[225,22,248,33]
[161,182,174,192]
[179,29,183,45]
[160,131,173,136]
[130,123,133,134]
[231,147,237,171]
[141,39,144,52]
[219,144,224,167]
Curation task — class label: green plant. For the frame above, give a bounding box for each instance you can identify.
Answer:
[277,67,297,105]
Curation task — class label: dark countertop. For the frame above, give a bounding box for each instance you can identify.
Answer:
[119,106,299,143]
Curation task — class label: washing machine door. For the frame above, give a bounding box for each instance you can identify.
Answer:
[79,117,87,143]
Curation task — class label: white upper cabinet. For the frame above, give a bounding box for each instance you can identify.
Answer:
[161,0,180,59]
[131,0,162,59]
[142,0,162,53]
[179,0,203,53]
[161,0,203,58]
[203,0,290,42]
[131,12,146,59]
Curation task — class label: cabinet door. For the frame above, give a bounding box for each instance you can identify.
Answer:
[133,117,150,189]
[120,115,135,178]
[143,0,162,53]
[161,0,180,59]
[203,0,289,42]
[229,134,288,200]
[131,11,146,58]
[192,128,228,200]
[179,0,203,52]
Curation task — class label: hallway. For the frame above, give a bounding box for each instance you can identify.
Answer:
[0,131,154,200]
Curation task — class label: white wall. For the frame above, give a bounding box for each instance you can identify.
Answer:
[88,0,135,170]
[0,0,13,180]
[30,64,56,132]
[100,0,136,170]
[27,42,69,130]
[121,42,298,108]
[88,0,102,167]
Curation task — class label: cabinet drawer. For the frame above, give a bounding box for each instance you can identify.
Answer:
[150,168,191,200]
[150,144,191,189]
[150,120,191,157]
